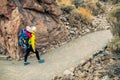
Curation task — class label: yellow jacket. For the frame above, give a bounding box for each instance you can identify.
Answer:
[28,31,36,51]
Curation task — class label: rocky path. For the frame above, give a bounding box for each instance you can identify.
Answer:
[0,30,112,80]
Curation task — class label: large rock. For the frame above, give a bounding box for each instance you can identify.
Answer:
[0,7,22,59]
[20,0,44,12]
[0,0,67,60]
[0,0,16,18]
[41,0,55,4]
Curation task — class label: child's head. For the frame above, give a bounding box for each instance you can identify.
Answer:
[26,26,31,32]
[31,26,37,32]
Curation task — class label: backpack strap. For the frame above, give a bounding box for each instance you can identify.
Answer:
[25,30,32,38]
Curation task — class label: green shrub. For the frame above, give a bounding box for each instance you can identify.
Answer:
[111,23,120,37]
[110,4,120,19]
[109,37,120,53]
[109,3,120,53]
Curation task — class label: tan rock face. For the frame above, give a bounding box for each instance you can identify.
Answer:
[0,0,67,60]
[0,0,16,18]
[41,0,55,4]
[20,0,44,12]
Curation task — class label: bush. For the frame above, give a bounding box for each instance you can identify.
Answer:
[56,0,75,14]
[68,10,82,28]
[78,0,105,16]
[109,37,120,53]
[108,3,120,53]
[68,7,93,28]
[77,7,93,23]
[109,3,120,37]
[111,23,120,37]
[56,0,74,7]
[110,3,120,19]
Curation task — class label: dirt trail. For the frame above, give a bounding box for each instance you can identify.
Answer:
[0,30,112,80]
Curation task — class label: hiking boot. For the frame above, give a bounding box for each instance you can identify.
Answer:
[38,59,45,63]
[24,61,30,66]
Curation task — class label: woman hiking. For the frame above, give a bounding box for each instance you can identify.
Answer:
[24,26,45,65]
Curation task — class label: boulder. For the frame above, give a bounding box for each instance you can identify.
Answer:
[20,0,44,12]
[63,70,74,76]
[41,0,55,4]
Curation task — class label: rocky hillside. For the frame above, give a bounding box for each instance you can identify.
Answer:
[51,47,120,80]
[0,0,68,60]
[57,0,111,41]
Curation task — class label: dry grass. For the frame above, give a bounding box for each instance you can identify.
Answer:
[84,0,98,3]
[56,0,75,13]
[56,0,75,8]
[68,7,93,28]
[84,0,99,7]
[69,7,93,24]
[77,7,93,23]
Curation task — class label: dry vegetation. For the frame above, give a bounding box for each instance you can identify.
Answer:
[84,0,99,5]
[56,0,75,7]
[56,0,105,25]
[56,0,96,25]
[107,1,120,79]
[109,37,120,53]
[55,0,75,13]
[77,7,93,23]
[109,2,120,53]
[68,7,93,28]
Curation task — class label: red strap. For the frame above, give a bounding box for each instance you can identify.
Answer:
[25,30,32,38]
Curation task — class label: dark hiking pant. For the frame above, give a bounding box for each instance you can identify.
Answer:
[24,46,40,62]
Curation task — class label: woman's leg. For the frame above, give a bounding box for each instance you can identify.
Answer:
[24,48,31,62]
[34,50,40,60]
[32,49,44,63]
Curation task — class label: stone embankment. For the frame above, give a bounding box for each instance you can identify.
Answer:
[52,47,120,80]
